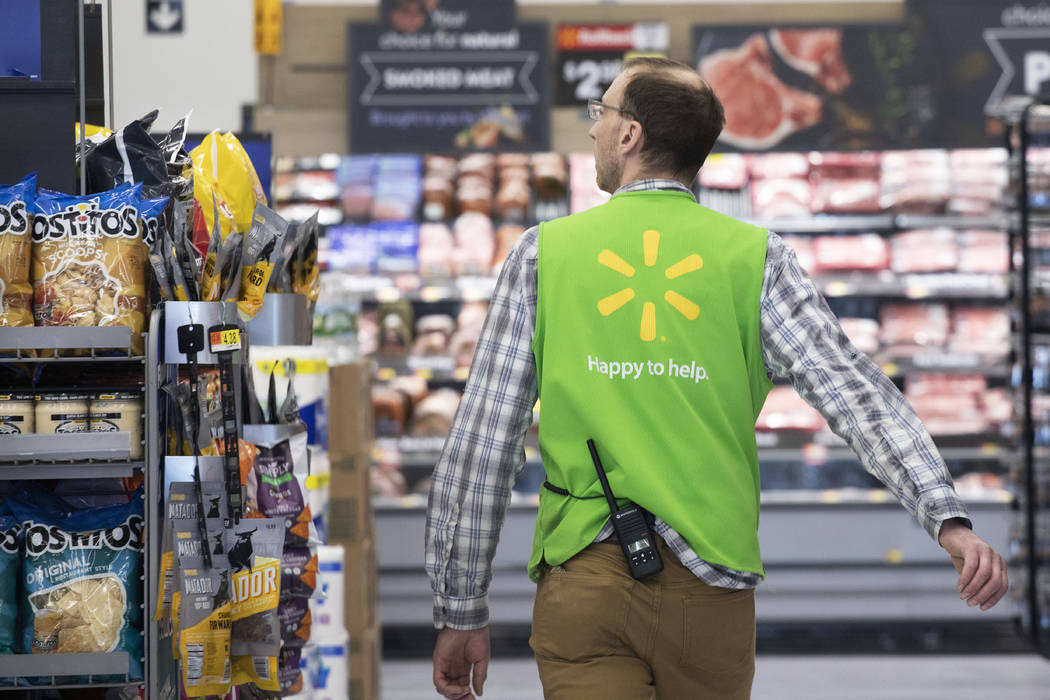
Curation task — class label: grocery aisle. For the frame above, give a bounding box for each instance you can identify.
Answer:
[382,655,1050,700]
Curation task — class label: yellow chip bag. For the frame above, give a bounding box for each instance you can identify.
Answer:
[190,131,267,241]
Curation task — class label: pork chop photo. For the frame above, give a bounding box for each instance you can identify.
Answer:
[769,28,852,94]
[699,34,822,150]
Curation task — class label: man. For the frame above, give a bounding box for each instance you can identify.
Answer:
[425,57,1009,700]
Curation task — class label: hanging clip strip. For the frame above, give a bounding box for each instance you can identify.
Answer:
[209,323,244,522]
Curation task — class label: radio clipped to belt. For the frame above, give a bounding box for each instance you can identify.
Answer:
[542,439,663,580]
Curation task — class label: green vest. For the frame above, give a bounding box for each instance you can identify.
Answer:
[530,188,772,582]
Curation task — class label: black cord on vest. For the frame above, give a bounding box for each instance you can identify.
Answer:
[541,481,607,499]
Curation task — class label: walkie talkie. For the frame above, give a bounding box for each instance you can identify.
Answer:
[587,439,663,580]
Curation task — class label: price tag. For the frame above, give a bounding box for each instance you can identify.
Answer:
[209,326,242,353]
[453,366,470,381]
[824,281,850,297]
[377,367,396,381]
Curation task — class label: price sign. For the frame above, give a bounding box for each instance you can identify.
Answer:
[555,23,668,106]
[209,327,242,353]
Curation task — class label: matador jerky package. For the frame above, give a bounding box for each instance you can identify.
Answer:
[177,553,233,698]
[223,517,283,691]
[0,506,20,654]
[9,493,144,679]
[156,481,228,622]
[0,174,35,328]
[31,184,147,354]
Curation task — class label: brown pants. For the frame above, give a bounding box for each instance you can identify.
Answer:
[529,537,755,700]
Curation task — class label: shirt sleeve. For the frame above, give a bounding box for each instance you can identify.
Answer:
[759,232,972,542]
[424,228,539,630]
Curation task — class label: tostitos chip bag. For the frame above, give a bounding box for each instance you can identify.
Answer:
[31,184,148,354]
[0,505,20,655]
[9,492,144,680]
[0,174,35,328]
[190,131,267,242]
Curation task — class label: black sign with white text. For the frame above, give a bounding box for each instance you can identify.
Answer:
[348,21,549,153]
[554,23,668,106]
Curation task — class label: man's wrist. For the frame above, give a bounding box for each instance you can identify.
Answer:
[937,517,974,547]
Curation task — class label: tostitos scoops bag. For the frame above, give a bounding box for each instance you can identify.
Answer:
[9,492,144,680]
[0,174,35,328]
[31,184,148,354]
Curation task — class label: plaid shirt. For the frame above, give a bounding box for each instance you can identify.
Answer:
[424,179,972,630]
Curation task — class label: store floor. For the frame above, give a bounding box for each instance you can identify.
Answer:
[381,654,1050,699]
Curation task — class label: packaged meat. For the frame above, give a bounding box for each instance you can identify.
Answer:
[452,212,495,275]
[458,153,495,180]
[809,178,882,214]
[905,373,988,435]
[699,34,821,150]
[496,177,530,221]
[496,153,529,170]
[493,224,526,272]
[838,318,880,355]
[755,386,825,432]
[949,307,1009,356]
[373,386,411,436]
[879,303,949,347]
[422,176,455,221]
[981,389,1012,424]
[747,153,810,180]
[417,223,455,277]
[698,154,748,190]
[424,155,458,180]
[456,175,493,217]
[531,153,567,199]
[890,229,958,273]
[410,389,462,437]
[812,234,890,272]
[958,230,1008,273]
[808,151,881,179]
[751,178,812,219]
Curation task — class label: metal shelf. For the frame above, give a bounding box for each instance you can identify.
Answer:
[0,652,136,690]
[0,432,133,463]
[0,326,138,361]
[816,272,1008,299]
[894,214,1008,230]
[0,461,142,480]
[746,215,894,232]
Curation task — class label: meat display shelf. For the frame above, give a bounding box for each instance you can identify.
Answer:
[893,214,1009,230]
[747,215,894,232]
[328,273,499,303]
[877,353,1009,378]
[815,272,1008,299]
[0,432,133,463]
[0,652,135,691]
[0,326,138,360]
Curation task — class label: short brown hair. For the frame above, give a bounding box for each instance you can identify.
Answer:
[620,57,725,180]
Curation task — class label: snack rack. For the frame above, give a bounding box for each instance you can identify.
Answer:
[147,301,246,700]
[1008,99,1050,659]
[0,325,154,693]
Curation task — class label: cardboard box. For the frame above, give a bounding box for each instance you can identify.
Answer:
[329,453,373,542]
[342,534,378,635]
[328,360,374,462]
[349,623,382,700]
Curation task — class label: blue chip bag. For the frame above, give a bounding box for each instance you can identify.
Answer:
[0,504,20,655]
[0,173,36,328]
[10,492,144,679]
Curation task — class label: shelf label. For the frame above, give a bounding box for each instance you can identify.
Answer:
[209,328,242,353]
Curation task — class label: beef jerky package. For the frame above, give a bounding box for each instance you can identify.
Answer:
[279,547,319,603]
[9,492,144,680]
[0,506,20,655]
[238,204,288,321]
[250,431,318,547]
[220,233,245,304]
[0,173,35,328]
[200,195,224,302]
[277,597,311,648]
[292,212,319,310]
[223,518,283,691]
[177,553,233,698]
[31,184,148,354]
[156,481,228,622]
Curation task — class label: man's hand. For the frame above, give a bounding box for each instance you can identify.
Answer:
[938,519,1009,611]
[433,626,490,699]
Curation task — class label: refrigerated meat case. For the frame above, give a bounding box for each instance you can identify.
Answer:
[1009,100,1050,660]
[297,152,1016,643]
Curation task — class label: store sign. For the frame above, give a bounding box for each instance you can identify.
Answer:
[690,1,1050,151]
[555,23,668,105]
[381,0,516,33]
[146,0,183,34]
[348,21,549,153]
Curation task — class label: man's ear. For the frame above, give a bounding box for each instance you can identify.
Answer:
[619,120,645,156]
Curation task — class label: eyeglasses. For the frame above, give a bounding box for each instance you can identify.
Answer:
[587,99,636,122]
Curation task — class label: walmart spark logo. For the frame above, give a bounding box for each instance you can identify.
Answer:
[597,229,703,342]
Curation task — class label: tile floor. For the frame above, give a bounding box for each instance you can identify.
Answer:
[382,654,1050,699]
